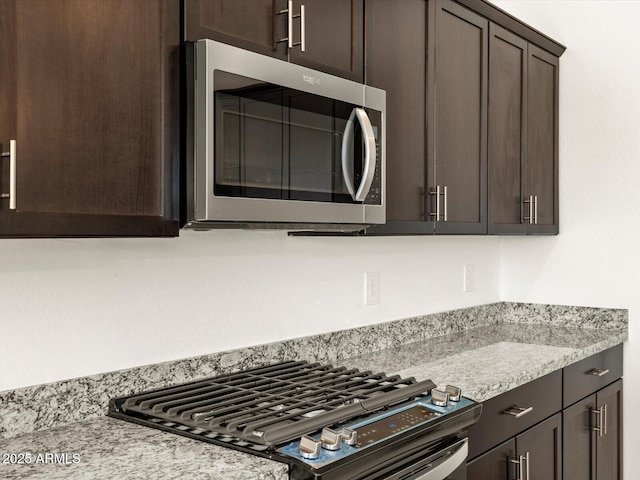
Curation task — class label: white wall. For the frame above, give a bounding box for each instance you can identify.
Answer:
[491,1,639,477]
[0,234,500,391]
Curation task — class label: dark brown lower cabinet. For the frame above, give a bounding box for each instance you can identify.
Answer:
[563,395,594,480]
[563,379,623,480]
[517,413,562,479]
[468,346,623,480]
[468,413,561,480]
[467,439,515,479]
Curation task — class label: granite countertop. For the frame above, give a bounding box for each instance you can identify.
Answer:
[345,322,627,402]
[0,416,289,480]
[0,307,627,479]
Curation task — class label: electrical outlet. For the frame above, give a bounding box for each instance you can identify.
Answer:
[364,271,380,306]
[463,265,475,292]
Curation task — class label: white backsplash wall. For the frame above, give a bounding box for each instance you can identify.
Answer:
[491,2,639,479]
[0,233,500,392]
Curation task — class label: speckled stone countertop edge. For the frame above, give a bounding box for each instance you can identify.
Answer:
[463,332,628,402]
[0,302,628,441]
[0,416,290,480]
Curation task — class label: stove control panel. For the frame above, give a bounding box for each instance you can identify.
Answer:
[300,427,359,458]
[279,394,475,469]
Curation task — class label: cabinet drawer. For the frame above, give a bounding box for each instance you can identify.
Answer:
[468,369,562,460]
[563,344,623,408]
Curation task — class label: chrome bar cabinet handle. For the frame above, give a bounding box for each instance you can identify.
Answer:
[509,454,526,480]
[534,195,538,224]
[429,186,448,221]
[503,406,533,418]
[298,4,305,52]
[287,0,294,48]
[276,1,294,48]
[510,452,530,480]
[523,195,533,224]
[276,1,305,51]
[587,368,610,377]
[593,406,605,437]
[429,185,441,220]
[443,185,448,221]
[1,139,16,210]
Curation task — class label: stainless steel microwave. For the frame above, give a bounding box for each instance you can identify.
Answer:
[183,40,385,231]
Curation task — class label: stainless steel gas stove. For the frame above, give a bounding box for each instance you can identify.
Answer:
[109,360,481,480]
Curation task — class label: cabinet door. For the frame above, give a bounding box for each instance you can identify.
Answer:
[597,380,622,480]
[185,1,363,81]
[527,44,559,234]
[516,413,562,480]
[431,0,487,234]
[0,1,16,213]
[184,0,287,60]
[563,394,596,480]
[287,0,364,82]
[362,0,432,235]
[467,439,516,480]
[487,23,528,234]
[0,0,178,237]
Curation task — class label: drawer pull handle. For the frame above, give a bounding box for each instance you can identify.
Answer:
[587,368,610,377]
[504,406,533,418]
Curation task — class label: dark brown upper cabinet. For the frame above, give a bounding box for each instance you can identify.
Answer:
[488,24,559,235]
[364,0,562,236]
[184,0,364,82]
[364,0,488,235]
[0,0,179,237]
[363,0,429,232]
[430,0,488,234]
[527,45,559,234]
[184,0,285,59]
[488,23,528,234]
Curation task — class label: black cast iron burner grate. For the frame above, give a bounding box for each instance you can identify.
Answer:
[109,360,436,448]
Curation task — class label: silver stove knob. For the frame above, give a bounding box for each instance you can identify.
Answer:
[431,388,449,407]
[340,427,357,446]
[445,385,462,402]
[299,435,322,460]
[320,428,342,451]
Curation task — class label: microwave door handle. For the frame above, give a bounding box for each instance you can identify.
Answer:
[353,108,377,202]
[341,109,357,200]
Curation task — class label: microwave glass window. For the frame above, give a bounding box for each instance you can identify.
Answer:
[213,70,378,204]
